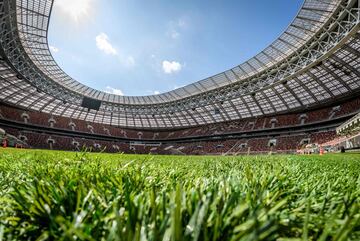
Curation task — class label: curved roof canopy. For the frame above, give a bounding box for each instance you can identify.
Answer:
[0,0,360,128]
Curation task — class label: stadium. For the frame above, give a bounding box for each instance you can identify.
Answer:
[0,0,360,240]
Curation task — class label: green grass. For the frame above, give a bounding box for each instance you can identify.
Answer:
[0,148,360,241]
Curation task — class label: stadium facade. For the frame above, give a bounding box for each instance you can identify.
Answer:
[0,0,360,154]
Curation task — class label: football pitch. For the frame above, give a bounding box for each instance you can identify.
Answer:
[0,149,359,240]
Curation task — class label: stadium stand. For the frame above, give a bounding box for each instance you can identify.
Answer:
[0,97,357,154]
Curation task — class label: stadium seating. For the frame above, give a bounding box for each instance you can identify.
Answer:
[1,98,359,154]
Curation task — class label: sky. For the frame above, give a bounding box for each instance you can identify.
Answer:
[48,0,303,97]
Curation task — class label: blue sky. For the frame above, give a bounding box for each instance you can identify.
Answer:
[48,0,303,96]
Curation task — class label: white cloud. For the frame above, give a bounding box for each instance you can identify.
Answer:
[49,45,59,53]
[118,55,136,68]
[166,17,188,39]
[162,61,182,74]
[169,30,180,39]
[54,0,94,23]
[125,56,135,67]
[145,90,161,95]
[95,33,135,68]
[173,85,185,90]
[96,33,118,55]
[104,86,124,96]
[178,19,187,28]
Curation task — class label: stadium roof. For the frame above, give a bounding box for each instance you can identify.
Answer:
[0,0,360,128]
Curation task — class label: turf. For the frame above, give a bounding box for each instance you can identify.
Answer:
[0,149,360,241]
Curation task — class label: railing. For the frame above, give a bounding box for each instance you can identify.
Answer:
[336,112,360,134]
[323,132,360,150]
